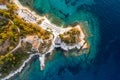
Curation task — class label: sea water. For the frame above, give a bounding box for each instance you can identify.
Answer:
[15,0,120,80]
[33,0,100,59]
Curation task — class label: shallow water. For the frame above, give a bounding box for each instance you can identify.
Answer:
[15,0,120,80]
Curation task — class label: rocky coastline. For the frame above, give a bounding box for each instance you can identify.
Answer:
[0,0,90,79]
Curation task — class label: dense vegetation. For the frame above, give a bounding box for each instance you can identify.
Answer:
[0,51,29,78]
[59,27,80,44]
[13,15,51,39]
[0,21,18,54]
[0,18,8,26]
[0,0,52,78]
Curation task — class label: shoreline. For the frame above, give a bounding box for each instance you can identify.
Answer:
[1,53,38,80]
[1,0,90,79]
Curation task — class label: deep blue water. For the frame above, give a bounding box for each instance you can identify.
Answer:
[15,0,120,80]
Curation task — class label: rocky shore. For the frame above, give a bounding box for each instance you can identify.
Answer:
[0,0,90,79]
[1,54,38,80]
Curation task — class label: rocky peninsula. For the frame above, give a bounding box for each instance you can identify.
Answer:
[0,0,89,79]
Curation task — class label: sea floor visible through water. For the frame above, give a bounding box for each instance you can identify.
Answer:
[14,0,120,80]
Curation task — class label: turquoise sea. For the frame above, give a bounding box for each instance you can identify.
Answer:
[14,0,120,80]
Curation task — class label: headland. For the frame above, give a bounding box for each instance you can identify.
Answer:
[0,0,90,79]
